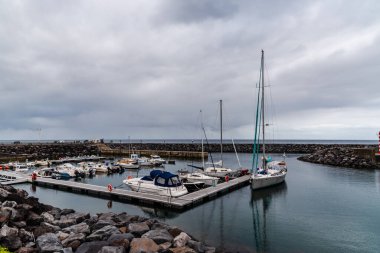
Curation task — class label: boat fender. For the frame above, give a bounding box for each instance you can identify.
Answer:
[107,184,113,192]
[31,172,37,181]
[225,175,229,182]
[127,175,133,180]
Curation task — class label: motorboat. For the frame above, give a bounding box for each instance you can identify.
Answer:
[55,163,80,178]
[33,167,55,178]
[93,162,109,173]
[35,159,49,167]
[179,171,218,186]
[123,170,188,197]
[13,163,29,172]
[182,181,205,192]
[250,50,287,190]
[150,155,166,165]
[116,158,140,169]
[77,162,96,175]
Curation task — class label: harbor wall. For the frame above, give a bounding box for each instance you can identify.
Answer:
[0,143,378,161]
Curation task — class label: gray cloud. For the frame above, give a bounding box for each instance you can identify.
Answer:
[0,0,379,140]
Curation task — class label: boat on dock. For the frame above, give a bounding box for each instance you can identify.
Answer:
[179,171,218,186]
[123,170,188,197]
[115,158,140,169]
[250,50,287,190]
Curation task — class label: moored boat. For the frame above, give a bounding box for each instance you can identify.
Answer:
[123,170,188,197]
[250,50,287,190]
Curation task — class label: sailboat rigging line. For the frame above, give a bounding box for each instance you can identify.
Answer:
[202,125,216,170]
[232,138,242,168]
[252,55,263,173]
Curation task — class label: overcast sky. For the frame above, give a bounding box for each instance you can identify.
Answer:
[0,0,379,141]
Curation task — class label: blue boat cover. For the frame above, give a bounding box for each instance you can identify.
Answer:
[148,170,182,187]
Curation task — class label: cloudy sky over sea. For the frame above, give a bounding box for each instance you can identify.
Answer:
[1,0,379,140]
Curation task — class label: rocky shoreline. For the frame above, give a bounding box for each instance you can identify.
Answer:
[0,185,216,253]
[298,147,380,169]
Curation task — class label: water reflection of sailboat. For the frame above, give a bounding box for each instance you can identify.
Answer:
[250,183,288,252]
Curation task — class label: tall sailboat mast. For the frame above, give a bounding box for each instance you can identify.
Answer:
[220,99,223,167]
[261,50,266,169]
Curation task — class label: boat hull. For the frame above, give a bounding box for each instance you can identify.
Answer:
[123,178,188,197]
[250,171,286,190]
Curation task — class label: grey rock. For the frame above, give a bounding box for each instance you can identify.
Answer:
[0,236,22,251]
[130,238,159,253]
[36,233,63,253]
[142,229,173,244]
[204,246,216,253]
[84,215,98,226]
[91,219,114,231]
[128,222,150,237]
[151,222,170,231]
[173,232,191,248]
[2,206,18,220]
[98,212,116,221]
[169,246,196,253]
[0,188,9,199]
[62,222,90,234]
[19,228,35,243]
[61,248,73,253]
[16,246,38,253]
[0,208,11,224]
[65,212,90,223]
[41,212,55,224]
[42,222,61,232]
[10,220,26,228]
[75,241,109,253]
[27,211,44,226]
[61,232,86,247]
[56,231,70,241]
[0,224,18,237]
[107,233,133,247]
[86,225,120,241]
[2,200,17,208]
[99,246,126,253]
[187,240,206,253]
[48,207,61,220]
[60,208,75,215]
[159,242,172,251]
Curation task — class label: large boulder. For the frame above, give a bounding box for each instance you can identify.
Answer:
[2,200,17,208]
[107,233,134,248]
[99,246,126,253]
[75,241,109,253]
[169,246,196,253]
[129,238,159,253]
[26,211,44,226]
[61,212,90,224]
[128,222,150,237]
[19,228,35,243]
[61,209,75,215]
[41,212,55,224]
[62,222,90,234]
[34,222,60,238]
[0,224,22,251]
[36,233,63,253]
[187,240,207,253]
[141,229,173,244]
[91,219,114,231]
[173,232,191,248]
[86,225,120,241]
[61,233,86,247]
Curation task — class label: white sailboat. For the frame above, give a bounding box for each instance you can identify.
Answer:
[250,50,287,190]
[203,100,234,178]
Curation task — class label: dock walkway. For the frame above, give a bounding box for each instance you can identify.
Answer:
[29,175,251,210]
[0,170,29,185]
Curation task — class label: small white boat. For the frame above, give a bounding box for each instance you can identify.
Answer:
[35,159,49,167]
[33,167,55,178]
[179,171,218,186]
[77,162,96,175]
[116,159,140,169]
[55,163,79,178]
[123,170,188,197]
[93,163,109,173]
[150,155,166,165]
[13,163,29,172]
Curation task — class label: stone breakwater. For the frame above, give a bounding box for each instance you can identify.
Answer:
[298,146,380,169]
[0,185,216,253]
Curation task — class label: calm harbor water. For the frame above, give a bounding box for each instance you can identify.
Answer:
[16,153,380,253]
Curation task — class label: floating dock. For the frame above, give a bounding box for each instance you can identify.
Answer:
[0,171,29,185]
[6,173,250,210]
